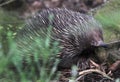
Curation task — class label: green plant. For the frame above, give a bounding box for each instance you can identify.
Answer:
[0,30,60,82]
[95,0,120,42]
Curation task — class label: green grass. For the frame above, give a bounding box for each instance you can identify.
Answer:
[95,0,120,42]
[0,31,60,82]
[0,9,61,82]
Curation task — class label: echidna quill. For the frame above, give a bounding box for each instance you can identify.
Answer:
[16,8,106,69]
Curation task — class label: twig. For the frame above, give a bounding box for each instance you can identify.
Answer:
[105,40,120,46]
[90,60,100,69]
[0,0,15,7]
[76,69,113,81]
[110,60,120,71]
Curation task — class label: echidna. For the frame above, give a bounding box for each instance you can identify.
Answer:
[16,8,105,69]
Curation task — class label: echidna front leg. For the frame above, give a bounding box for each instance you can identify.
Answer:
[58,56,80,70]
[77,58,91,71]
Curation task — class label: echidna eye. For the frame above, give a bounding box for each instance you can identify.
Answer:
[73,2,77,5]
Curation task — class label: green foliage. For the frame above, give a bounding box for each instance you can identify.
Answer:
[0,30,60,82]
[0,9,24,32]
[95,0,120,41]
[95,0,120,29]
[95,11,120,30]
[0,10,60,82]
[115,79,120,82]
[0,9,24,55]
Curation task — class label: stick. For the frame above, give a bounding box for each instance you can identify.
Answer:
[76,69,113,81]
[0,0,15,7]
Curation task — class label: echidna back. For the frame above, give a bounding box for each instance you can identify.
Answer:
[16,8,103,68]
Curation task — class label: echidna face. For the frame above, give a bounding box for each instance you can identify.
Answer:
[90,28,104,47]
